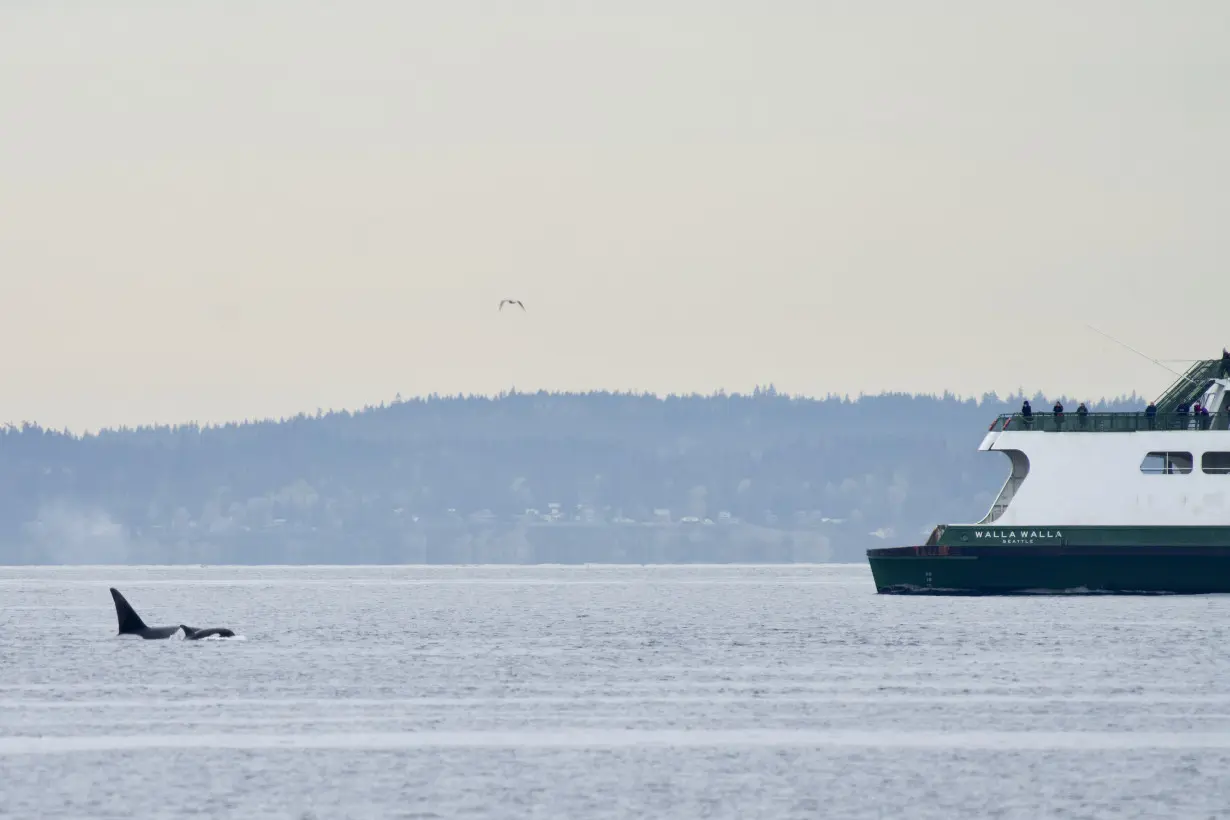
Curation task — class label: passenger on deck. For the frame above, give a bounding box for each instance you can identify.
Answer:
[1021,400,1033,428]
[1076,402,1088,429]
[1197,403,1211,429]
[1177,402,1189,429]
[1146,401,1157,430]
[1222,348,1230,378]
[1053,400,1064,430]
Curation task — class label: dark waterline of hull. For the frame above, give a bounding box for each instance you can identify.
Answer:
[866,545,1230,595]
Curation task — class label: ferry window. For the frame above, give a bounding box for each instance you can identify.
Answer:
[1140,451,1193,475]
[1202,452,1230,475]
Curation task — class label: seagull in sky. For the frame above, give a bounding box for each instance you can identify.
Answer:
[499,299,525,311]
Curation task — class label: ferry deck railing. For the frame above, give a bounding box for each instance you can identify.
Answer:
[991,411,1230,433]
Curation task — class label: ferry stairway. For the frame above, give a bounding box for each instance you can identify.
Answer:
[1152,359,1222,414]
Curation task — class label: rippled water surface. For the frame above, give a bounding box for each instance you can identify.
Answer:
[2,564,1230,818]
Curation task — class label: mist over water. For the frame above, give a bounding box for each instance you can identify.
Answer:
[1,564,1228,818]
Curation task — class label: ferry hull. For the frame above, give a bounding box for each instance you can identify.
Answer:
[867,545,1230,595]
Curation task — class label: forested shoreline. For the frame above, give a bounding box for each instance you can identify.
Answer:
[0,388,1145,564]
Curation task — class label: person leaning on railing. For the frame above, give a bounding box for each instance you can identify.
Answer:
[1077,402,1088,429]
[1146,401,1157,430]
[1195,402,1211,430]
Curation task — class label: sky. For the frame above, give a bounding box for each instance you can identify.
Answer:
[2,1,1229,432]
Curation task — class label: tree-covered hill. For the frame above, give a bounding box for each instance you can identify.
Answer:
[0,388,1146,564]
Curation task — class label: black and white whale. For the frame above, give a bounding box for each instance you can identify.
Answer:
[110,587,182,639]
[179,624,235,640]
[109,587,235,640]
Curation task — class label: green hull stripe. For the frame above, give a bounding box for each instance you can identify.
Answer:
[935,525,1230,548]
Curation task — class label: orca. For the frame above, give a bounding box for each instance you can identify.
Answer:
[180,624,235,640]
[110,587,237,641]
[109,587,182,639]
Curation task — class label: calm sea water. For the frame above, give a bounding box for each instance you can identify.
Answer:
[1,564,1229,819]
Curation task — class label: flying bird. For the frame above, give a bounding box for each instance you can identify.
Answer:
[499,299,525,311]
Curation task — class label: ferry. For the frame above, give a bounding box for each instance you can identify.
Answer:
[867,354,1230,594]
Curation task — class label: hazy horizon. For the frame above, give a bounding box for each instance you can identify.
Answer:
[3,379,1159,436]
[4,1,1228,431]
[0,390,1148,565]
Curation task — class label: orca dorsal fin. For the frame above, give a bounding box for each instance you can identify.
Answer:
[109,587,148,634]
[179,625,196,638]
